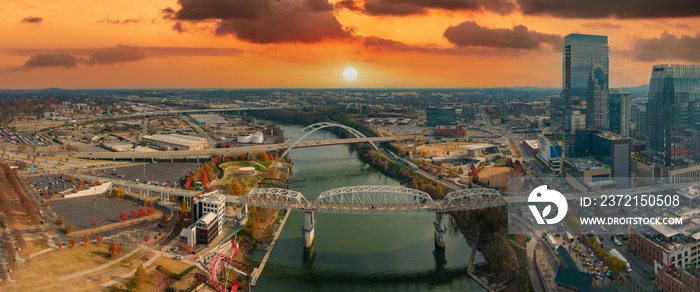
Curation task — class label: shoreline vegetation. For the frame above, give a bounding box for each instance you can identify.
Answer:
[178,127,286,283]
[253,109,530,291]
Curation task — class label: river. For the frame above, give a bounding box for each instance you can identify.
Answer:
[247,120,485,291]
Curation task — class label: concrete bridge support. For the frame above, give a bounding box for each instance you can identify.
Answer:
[434,212,447,249]
[302,211,315,248]
[237,204,249,225]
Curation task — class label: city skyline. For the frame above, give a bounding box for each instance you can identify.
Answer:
[1,0,699,89]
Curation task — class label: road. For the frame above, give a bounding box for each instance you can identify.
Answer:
[616,242,657,290]
[73,136,402,160]
[181,115,217,149]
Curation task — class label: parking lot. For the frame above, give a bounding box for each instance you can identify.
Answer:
[84,162,200,187]
[29,174,81,194]
[49,194,144,232]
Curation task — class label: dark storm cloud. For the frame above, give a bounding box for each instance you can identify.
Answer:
[162,0,271,20]
[443,21,561,49]
[518,0,700,19]
[21,16,43,23]
[23,53,78,68]
[97,18,148,24]
[164,0,349,43]
[362,36,433,52]
[630,31,700,62]
[86,45,147,65]
[9,46,243,71]
[172,22,187,32]
[336,0,515,16]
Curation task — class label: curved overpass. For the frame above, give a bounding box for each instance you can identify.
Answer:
[74,136,400,161]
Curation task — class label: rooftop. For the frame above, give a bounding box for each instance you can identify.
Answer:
[143,134,206,146]
[189,114,228,124]
[460,143,497,151]
[595,131,626,141]
[195,191,226,204]
[649,223,682,238]
[567,157,608,171]
[198,212,216,225]
[523,140,538,148]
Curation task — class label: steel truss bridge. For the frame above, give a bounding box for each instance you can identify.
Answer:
[236,185,506,248]
[239,185,506,214]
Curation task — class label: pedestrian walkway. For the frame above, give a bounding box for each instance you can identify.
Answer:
[28,248,53,259]
[59,247,141,281]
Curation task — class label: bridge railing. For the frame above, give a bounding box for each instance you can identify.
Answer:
[237,185,507,213]
[311,185,439,214]
[239,188,309,210]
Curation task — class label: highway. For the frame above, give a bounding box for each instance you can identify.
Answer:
[73,136,401,160]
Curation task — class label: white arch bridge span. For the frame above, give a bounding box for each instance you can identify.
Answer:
[236,185,506,248]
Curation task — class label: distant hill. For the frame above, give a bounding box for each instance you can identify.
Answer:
[620,84,649,97]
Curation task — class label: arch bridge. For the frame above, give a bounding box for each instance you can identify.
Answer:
[281,122,379,157]
[238,185,506,248]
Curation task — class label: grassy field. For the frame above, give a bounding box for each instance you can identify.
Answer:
[216,161,267,190]
[7,243,115,291]
[22,238,49,257]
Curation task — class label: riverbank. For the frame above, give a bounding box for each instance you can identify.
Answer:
[253,110,527,290]
[355,143,530,290]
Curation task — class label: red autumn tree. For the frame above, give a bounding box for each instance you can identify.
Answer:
[96,234,103,244]
[57,242,63,249]
[148,206,156,215]
[131,210,138,219]
[201,170,210,186]
[119,211,128,221]
[159,214,168,227]
[82,234,89,245]
[109,241,121,259]
[138,208,147,217]
[92,218,98,227]
[69,238,76,247]
[143,233,149,242]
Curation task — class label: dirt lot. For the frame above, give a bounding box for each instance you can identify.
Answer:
[415,142,472,157]
[478,166,520,192]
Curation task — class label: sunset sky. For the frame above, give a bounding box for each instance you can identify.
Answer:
[1,0,699,89]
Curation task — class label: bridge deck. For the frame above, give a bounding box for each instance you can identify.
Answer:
[75,137,401,160]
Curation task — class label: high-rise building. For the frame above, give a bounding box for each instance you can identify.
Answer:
[608,88,631,137]
[553,34,609,134]
[632,105,647,140]
[646,64,700,169]
[426,106,456,127]
[461,105,480,121]
[566,130,631,188]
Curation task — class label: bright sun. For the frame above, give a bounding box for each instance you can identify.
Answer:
[343,67,358,81]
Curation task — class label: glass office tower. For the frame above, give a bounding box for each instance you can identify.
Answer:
[609,88,630,137]
[553,34,609,135]
[647,64,700,169]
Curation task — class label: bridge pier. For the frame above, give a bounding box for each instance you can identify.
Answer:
[236,204,249,225]
[434,212,447,249]
[302,211,315,248]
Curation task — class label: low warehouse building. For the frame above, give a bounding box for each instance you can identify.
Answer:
[143,134,207,150]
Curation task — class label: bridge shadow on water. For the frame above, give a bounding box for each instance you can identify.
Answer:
[250,236,481,291]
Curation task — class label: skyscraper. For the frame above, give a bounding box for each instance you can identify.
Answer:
[426,106,456,127]
[631,105,647,140]
[609,88,631,137]
[553,34,609,134]
[647,64,700,169]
